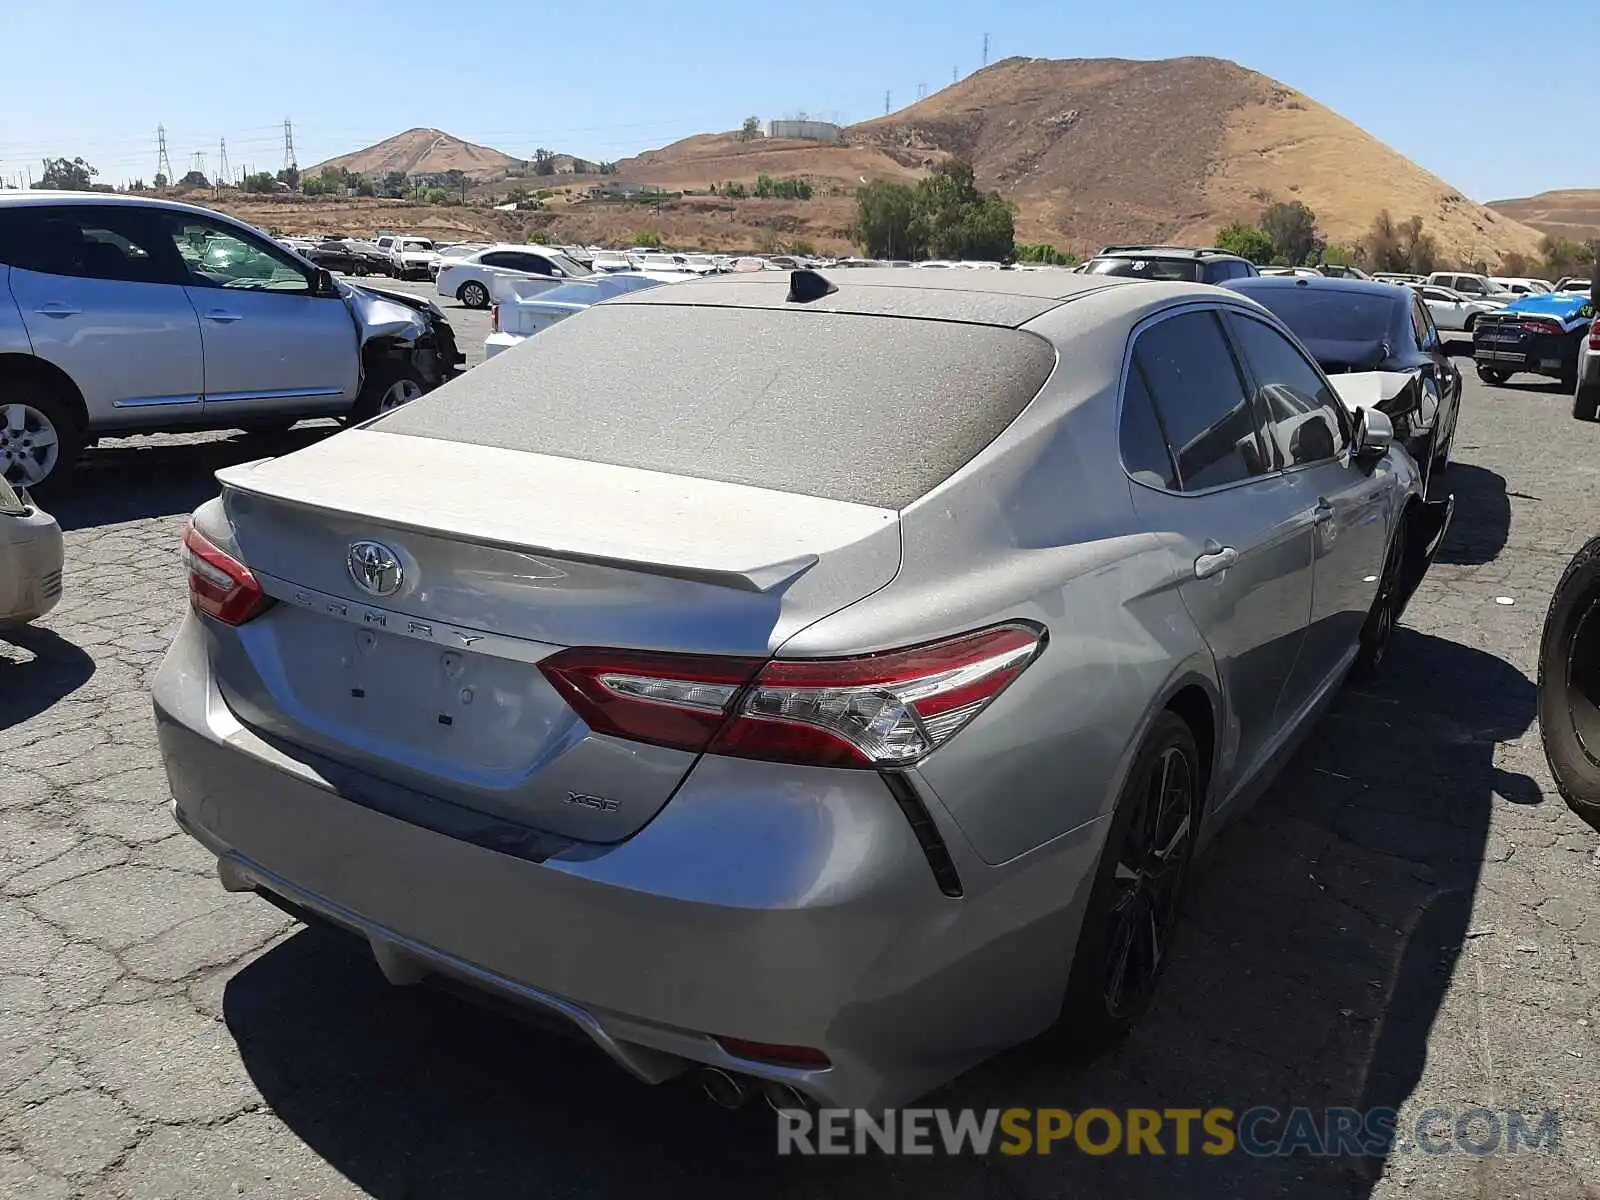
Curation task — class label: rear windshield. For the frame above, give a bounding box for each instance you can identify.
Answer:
[1085,256,1202,282]
[373,304,1057,508]
[1243,288,1397,343]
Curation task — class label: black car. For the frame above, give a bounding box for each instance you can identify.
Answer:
[1082,244,1260,285]
[1224,275,1461,489]
[304,239,391,278]
[1471,291,1593,389]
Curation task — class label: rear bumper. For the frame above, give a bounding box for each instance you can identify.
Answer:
[1473,330,1580,377]
[152,613,1094,1108]
[0,506,63,625]
[483,332,524,359]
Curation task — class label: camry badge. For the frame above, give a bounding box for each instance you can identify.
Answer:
[347,541,403,598]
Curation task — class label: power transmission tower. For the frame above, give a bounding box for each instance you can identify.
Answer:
[282,118,297,172]
[982,33,990,66]
[190,150,207,182]
[217,138,231,187]
[884,90,890,115]
[917,82,927,101]
[953,66,958,84]
[156,125,174,186]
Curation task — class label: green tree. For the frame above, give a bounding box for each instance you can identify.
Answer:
[723,181,748,199]
[596,160,618,174]
[276,165,300,190]
[632,229,664,248]
[380,170,408,198]
[178,169,209,189]
[740,116,761,141]
[36,156,98,190]
[421,187,450,204]
[1321,243,1360,268]
[153,172,168,188]
[1014,243,1078,265]
[1259,201,1319,268]
[910,159,1015,261]
[241,171,277,194]
[854,179,920,259]
[1215,222,1276,265]
[533,148,556,177]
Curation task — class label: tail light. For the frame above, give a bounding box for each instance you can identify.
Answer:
[1524,319,1564,337]
[490,303,499,333]
[181,520,270,625]
[1590,323,1599,349]
[537,623,1044,768]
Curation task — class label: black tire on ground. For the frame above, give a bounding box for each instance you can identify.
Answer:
[1538,536,1600,831]
[0,377,83,498]
[350,361,425,423]
[1561,361,1580,392]
[1477,365,1509,385]
[458,280,490,309]
[1049,709,1202,1055]
[1465,313,1479,332]
[1352,516,1408,682]
[1574,383,1600,422]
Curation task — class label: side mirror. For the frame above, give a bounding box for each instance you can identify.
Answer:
[1354,407,1395,463]
[312,267,337,296]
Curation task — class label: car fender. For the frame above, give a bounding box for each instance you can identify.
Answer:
[339,282,427,346]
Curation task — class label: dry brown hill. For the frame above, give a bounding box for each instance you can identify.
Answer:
[618,56,1543,264]
[1488,189,1600,241]
[308,128,522,181]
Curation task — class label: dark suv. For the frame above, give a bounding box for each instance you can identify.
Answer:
[1083,244,1260,285]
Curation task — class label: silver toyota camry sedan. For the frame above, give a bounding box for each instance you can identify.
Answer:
[153,268,1451,1109]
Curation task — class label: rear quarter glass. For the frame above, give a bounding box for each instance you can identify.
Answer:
[370,305,1058,509]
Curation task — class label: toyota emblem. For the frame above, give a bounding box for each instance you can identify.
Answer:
[347,540,403,598]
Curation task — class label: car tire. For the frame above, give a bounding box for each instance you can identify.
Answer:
[1576,383,1600,422]
[1562,361,1580,392]
[1465,313,1479,333]
[458,281,490,309]
[1050,709,1202,1054]
[1538,535,1600,831]
[1477,365,1509,385]
[0,379,83,498]
[351,361,425,423]
[1352,516,1408,682]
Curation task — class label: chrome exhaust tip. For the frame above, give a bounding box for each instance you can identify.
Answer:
[762,1080,813,1114]
[699,1068,751,1109]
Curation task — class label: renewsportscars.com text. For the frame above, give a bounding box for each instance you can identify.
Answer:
[775,1106,1561,1157]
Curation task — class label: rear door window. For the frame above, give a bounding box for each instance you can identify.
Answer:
[0,205,178,284]
[1132,309,1268,491]
[1119,361,1179,490]
[1224,312,1349,469]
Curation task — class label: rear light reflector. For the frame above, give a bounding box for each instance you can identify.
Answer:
[490,303,499,333]
[714,1036,832,1069]
[181,520,271,626]
[1590,324,1599,349]
[537,623,1044,768]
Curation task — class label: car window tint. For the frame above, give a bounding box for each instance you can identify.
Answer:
[156,214,310,293]
[1119,360,1179,490]
[479,252,516,268]
[1132,310,1267,491]
[0,206,172,283]
[1225,313,1349,468]
[1410,298,1429,348]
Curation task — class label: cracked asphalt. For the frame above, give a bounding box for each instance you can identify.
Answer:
[4,340,1600,1199]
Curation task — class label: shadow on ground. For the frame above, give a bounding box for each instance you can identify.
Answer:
[1432,463,1511,566]
[0,624,95,731]
[47,425,337,531]
[222,628,1536,1199]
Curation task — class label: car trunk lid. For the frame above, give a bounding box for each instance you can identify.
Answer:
[203,428,900,842]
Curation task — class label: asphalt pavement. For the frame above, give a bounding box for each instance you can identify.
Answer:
[3,342,1600,1198]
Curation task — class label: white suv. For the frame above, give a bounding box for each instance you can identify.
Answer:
[0,193,463,491]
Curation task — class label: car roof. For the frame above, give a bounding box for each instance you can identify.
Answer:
[1224,275,1405,300]
[608,266,1200,328]
[1093,244,1246,261]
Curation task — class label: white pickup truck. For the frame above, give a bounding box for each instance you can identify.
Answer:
[484,272,686,359]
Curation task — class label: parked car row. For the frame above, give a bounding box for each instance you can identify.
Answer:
[140,260,1453,1115]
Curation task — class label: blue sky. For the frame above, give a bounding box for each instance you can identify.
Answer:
[0,0,1592,201]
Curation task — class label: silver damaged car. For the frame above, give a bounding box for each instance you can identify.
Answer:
[153,268,1452,1109]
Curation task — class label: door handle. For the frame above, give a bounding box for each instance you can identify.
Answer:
[32,304,81,318]
[1193,546,1239,580]
[1313,500,1335,524]
[202,310,243,323]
